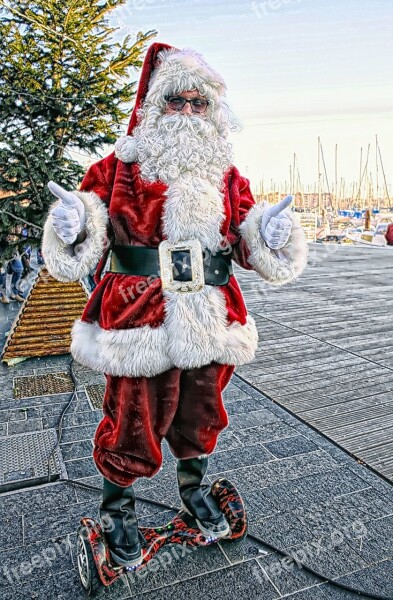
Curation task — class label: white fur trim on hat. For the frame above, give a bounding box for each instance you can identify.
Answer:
[147,48,226,104]
[114,135,137,163]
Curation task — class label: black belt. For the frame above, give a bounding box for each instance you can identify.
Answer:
[109,244,233,286]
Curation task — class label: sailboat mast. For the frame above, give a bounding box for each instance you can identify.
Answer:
[376,137,391,209]
[375,135,380,210]
[318,137,321,216]
[335,144,338,213]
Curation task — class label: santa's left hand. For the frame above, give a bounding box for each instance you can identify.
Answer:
[260,195,293,249]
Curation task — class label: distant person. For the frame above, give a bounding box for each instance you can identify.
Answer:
[9,249,25,302]
[85,267,97,293]
[37,247,45,265]
[21,224,28,239]
[0,261,10,304]
[386,223,393,246]
[21,247,33,279]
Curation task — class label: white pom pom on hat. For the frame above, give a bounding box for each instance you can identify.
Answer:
[114,135,137,163]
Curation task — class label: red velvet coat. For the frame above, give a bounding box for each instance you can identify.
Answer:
[80,155,253,331]
[42,151,307,378]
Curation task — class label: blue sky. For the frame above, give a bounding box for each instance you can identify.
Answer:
[109,0,393,194]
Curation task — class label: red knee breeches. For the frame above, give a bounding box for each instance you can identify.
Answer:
[93,362,235,487]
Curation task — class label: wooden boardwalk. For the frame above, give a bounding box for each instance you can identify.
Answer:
[236,242,393,481]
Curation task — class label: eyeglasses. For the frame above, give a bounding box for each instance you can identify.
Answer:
[165,95,209,114]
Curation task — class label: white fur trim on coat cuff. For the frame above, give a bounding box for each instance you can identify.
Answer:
[114,135,137,163]
[42,191,108,282]
[239,203,308,285]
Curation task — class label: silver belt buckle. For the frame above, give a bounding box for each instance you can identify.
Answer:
[158,239,205,293]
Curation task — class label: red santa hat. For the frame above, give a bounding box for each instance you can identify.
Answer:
[114,42,227,163]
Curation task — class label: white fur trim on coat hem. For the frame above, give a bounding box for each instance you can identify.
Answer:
[239,203,308,286]
[42,191,108,282]
[71,320,173,377]
[70,313,258,378]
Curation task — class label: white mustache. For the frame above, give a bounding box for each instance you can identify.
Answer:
[157,114,215,136]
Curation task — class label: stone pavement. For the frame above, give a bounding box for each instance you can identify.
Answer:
[0,267,393,599]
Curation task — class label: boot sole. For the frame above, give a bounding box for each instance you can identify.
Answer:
[109,547,143,568]
[181,501,231,539]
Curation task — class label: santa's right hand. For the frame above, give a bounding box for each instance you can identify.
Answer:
[48,181,86,245]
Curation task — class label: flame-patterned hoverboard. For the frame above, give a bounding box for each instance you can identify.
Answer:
[76,477,247,596]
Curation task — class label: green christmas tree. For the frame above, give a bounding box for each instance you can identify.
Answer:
[0,0,156,255]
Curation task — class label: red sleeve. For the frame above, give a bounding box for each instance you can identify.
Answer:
[227,166,256,270]
[79,152,118,205]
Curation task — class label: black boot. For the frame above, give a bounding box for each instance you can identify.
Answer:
[100,478,143,567]
[176,457,230,539]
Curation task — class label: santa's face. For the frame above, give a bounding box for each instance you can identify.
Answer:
[164,89,209,118]
[133,87,233,186]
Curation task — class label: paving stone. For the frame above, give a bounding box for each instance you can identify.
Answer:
[126,538,230,595]
[227,408,279,431]
[258,551,321,595]
[0,482,78,518]
[135,469,182,509]
[8,408,27,421]
[64,457,99,479]
[334,559,393,598]
[0,535,74,587]
[235,422,299,445]
[225,396,268,415]
[263,468,369,513]
[223,385,251,404]
[208,444,274,474]
[53,568,131,599]
[161,439,176,461]
[216,535,272,565]
[213,430,244,452]
[344,514,393,564]
[264,435,318,458]
[319,581,374,598]
[7,417,43,435]
[284,586,328,599]
[332,485,393,521]
[1,574,59,599]
[72,477,103,504]
[0,515,23,551]
[127,558,278,599]
[24,501,99,545]
[1,393,70,411]
[234,451,339,493]
[0,409,11,423]
[60,440,93,461]
[347,462,393,496]
[285,534,367,580]
[58,424,97,443]
[43,410,100,430]
[251,511,315,548]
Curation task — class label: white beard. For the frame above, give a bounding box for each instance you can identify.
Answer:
[133,111,234,253]
[133,113,233,188]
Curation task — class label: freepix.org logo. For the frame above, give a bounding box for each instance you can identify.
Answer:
[251,0,301,19]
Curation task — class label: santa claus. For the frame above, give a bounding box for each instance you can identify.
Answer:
[42,42,308,567]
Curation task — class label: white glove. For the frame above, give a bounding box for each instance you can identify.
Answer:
[260,195,293,250]
[48,181,86,245]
